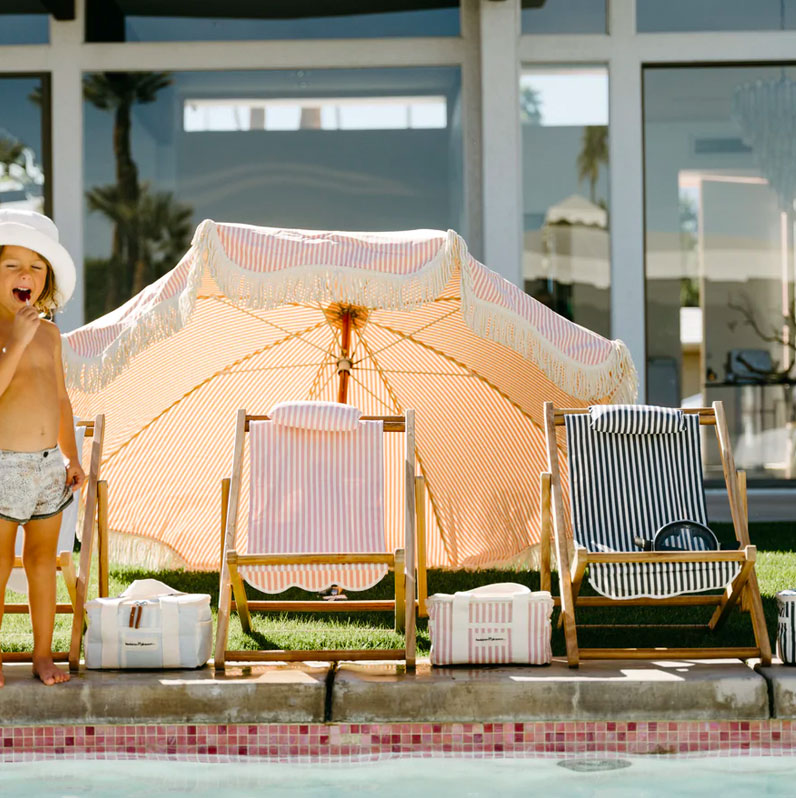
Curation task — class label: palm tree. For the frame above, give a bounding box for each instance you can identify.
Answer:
[0,136,25,172]
[86,181,192,298]
[520,86,542,125]
[576,125,608,204]
[83,72,173,310]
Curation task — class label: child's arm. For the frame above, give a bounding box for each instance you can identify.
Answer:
[53,329,86,491]
[0,304,40,397]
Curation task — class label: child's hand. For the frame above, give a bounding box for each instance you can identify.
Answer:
[65,461,86,492]
[11,303,41,347]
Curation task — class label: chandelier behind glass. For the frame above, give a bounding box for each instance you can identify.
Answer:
[733,73,796,210]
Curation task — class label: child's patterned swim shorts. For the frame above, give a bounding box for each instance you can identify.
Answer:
[0,446,73,524]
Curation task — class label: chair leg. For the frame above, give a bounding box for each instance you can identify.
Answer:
[540,472,552,593]
[745,571,773,666]
[59,551,78,610]
[709,548,754,630]
[228,556,252,635]
[394,548,406,634]
[414,475,428,618]
[215,572,233,672]
[558,547,587,630]
[97,480,109,598]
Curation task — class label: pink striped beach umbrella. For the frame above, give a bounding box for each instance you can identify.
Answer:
[64,221,637,573]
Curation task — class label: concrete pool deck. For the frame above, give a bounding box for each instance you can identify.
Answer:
[0,657,790,726]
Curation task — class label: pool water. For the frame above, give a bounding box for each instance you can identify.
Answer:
[4,756,796,797]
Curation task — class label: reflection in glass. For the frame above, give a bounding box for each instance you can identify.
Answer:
[637,0,796,32]
[644,65,796,480]
[0,76,45,213]
[521,0,606,34]
[520,66,610,338]
[83,67,463,321]
[0,15,49,45]
[86,5,459,42]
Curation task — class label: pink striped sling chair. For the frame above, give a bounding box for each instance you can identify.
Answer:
[214,401,420,669]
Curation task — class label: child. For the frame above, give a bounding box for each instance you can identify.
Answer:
[0,209,84,686]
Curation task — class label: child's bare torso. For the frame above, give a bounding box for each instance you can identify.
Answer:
[0,319,60,452]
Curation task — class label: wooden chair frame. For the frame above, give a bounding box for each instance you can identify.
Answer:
[214,409,425,670]
[541,400,772,668]
[4,416,108,670]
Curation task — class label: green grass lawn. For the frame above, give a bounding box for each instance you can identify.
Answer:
[2,521,795,658]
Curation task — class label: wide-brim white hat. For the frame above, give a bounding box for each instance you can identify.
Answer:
[0,209,76,307]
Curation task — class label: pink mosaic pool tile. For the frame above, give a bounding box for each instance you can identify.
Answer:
[2,721,796,761]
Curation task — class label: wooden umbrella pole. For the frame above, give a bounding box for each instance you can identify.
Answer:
[337,308,352,404]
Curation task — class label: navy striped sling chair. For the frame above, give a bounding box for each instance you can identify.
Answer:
[541,401,771,668]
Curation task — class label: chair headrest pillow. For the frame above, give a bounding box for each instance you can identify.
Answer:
[269,401,362,432]
[589,404,686,435]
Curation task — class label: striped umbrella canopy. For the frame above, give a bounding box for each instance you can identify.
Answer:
[64,221,637,573]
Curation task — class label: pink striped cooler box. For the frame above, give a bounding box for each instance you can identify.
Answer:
[427,583,554,666]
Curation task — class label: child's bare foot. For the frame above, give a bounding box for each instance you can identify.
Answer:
[32,656,70,685]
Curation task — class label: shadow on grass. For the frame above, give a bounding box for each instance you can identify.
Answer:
[104,521,795,657]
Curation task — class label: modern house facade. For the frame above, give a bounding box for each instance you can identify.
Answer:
[3,0,796,485]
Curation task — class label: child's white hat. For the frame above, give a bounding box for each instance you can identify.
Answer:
[0,209,76,306]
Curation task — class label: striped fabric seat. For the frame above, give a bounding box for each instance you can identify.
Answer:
[565,406,741,599]
[238,403,388,594]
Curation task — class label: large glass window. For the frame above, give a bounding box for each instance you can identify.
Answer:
[644,65,796,481]
[83,67,463,321]
[522,0,606,35]
[0,75,47,214]
[520,65,610,338]
[85,2,460,42]
[0,15,49,45]
[637,0,796,32]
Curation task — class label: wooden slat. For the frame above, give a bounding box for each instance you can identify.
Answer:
[3,652,69,663]
[587,549,752,564]
[219,477,231,570]
[4,603,74,614]
[228,555,252,633]
[97,480,109,598]
[223,649,406,662]
[709,555,755,630]
[539,472,552,593]
[393,548,406,633]
[552,407,717,426]
[404,408,416,670]
[60,551,78,610]
[714,401,772,665]
[555,595,723,607]
[69,413,104,671]
[578,647,760,660]
[415,474,428,618]
[214,409,247,671]
[544,401,579,667]
[231,552,395,566]
[232,599,398,612]
[245,415,406,432]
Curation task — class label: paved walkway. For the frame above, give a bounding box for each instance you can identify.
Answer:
[1,657,793,726]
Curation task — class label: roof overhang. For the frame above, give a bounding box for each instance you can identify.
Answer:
[2,0,74,20]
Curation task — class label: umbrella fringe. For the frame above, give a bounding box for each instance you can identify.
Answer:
[463,289,638,404]
[201,219,458,312]
[64,221,637,404]
[63,251,203,393]
[449,231,637,404]
[105,529,194,572]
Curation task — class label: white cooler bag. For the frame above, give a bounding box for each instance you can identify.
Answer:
[777,590,796,665]
[84,579,212,669]
[427,583,554,666]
